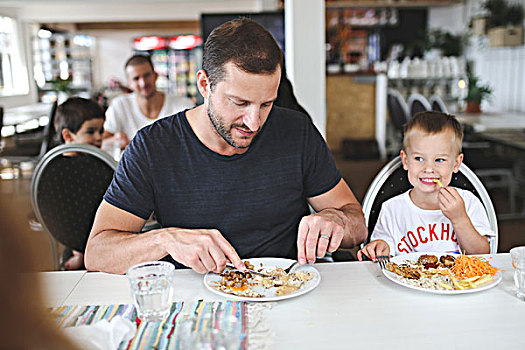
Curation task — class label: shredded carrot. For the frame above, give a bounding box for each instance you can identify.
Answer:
[451,255,498,280]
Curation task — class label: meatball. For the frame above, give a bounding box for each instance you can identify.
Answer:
[439,255,456,267]
[417,254,438,265]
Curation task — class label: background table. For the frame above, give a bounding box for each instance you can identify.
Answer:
[42,254,525,350]
[3,103,53,126]
[456,111,525,132]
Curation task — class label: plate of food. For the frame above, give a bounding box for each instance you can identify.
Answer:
[204,258,321,301]
[382,252,502,295]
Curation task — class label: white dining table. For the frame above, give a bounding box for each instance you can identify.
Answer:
[456,111,525,132]
[41,254,525,350]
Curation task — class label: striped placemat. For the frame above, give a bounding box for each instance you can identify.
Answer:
[51,300,248,349]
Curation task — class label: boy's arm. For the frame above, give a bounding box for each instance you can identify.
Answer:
[438,187,490,254]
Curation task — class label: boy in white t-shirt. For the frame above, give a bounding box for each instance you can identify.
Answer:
[358,111,494,261]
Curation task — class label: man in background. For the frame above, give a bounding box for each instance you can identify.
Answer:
[103,54,194,147]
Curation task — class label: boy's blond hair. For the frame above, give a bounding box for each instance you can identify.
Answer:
[403,111,463,155]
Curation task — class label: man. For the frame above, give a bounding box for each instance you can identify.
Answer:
[85,18,367,275]
[103,54,194,146]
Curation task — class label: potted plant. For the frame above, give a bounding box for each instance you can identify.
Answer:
[484,0,524,47]
[465,75,493,114]
[422,29,465,57]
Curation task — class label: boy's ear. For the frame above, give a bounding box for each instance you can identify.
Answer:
[62,128,74,143]
[400,150,408,170]
[453,153,464,173]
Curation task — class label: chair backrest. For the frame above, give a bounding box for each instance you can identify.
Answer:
[31,144,117,269]
[38,100,59,158]
[0,106,4,131]
[387,89,410,134]
[429,95,448,114]
[407,93,431,117]
[361,156,498,254]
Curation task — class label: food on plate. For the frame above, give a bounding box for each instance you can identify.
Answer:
[451,255,498,279]
[386,254,498,291]
[210,261,314,298]
[439,255,456,267]
[417,254,438,266]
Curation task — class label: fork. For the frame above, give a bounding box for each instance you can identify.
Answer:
[225,261,299,276]
[283,261,299,274]
[376,255,390,269]
[225,263,273,277]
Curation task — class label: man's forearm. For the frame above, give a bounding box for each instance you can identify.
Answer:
[84,228,168,274]
[338,203,367,248]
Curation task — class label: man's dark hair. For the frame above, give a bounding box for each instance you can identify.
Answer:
[54,97,105,143]
[202,17,283,88]
[124,54,155,72]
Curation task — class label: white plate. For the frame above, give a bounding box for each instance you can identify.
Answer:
[382,252,502,295]
[204,258,321,301]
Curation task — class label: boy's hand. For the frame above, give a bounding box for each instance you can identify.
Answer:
[438,187,467,223]
[357,240,390,261]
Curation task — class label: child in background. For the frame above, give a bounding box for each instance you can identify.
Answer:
[54,97,105,270]
[358,111,495,261]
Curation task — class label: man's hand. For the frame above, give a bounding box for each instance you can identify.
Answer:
[438,187,467,224]
[164,228,244,274]
[357,240,390,262]
[297,208,346,265]
[102,131,130,149]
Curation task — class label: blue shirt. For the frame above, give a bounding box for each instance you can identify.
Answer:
[104,106,341,265]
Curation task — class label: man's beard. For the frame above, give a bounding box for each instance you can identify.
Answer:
[207,97,255,149]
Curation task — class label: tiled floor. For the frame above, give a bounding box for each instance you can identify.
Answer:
[2,155,524,272]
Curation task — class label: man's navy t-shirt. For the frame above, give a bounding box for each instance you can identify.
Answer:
[104,106,341,266]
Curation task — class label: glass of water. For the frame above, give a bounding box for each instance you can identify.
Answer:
[510,246,525,301]
[126,261,175,322]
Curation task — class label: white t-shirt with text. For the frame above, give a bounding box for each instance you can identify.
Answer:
[370,188,495,256]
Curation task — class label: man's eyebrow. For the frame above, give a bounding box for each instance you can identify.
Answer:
[226,94,276,105]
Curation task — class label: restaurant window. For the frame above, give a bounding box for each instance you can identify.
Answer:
[0,15,29,96]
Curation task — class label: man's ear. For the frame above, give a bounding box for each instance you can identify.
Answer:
[453,153,464,173]
[196,69,210,100]
[62,128,74,143]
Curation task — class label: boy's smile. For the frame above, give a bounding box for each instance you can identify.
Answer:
[401,128,463,208]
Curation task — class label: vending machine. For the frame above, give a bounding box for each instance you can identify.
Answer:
[133,35,202,102]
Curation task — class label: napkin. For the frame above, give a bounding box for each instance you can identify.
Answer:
[62,315,136,350]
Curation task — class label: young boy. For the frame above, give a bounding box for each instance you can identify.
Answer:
[55,97,105,148]
[358,111,495,261]
[53,97,105,270]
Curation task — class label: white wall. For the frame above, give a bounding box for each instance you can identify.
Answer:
[15,0,261,22]
[285,0,325,136]
[428,3,466,34]
[429,0,525,112]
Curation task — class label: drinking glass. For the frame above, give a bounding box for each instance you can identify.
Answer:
[510,246,525,301]
[126,261,175,321]
[176,314,243,350]
[101,139,122,161]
